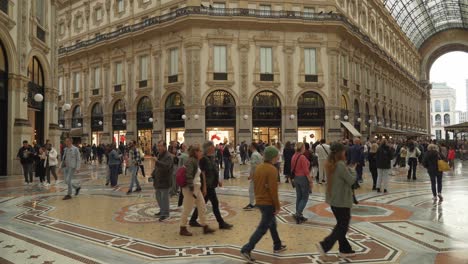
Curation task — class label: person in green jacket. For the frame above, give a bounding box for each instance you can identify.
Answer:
[316,142,357,258]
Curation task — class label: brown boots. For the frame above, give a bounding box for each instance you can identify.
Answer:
[180,226,192,236]
[180,225,215,236]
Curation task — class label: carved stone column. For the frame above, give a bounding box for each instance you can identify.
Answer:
[327,48,342,142]
[152,49,163,142]
[237,41,251,144]
[283,45,296,143]
[126,58,136,140]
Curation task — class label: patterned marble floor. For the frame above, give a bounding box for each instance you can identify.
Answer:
[1,159,468,264]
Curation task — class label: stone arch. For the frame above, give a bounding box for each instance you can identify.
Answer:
[201,87,238,107]
[292,89,329,108]
[419,29,468,81]
[160,90,185,110]
[26,49,51,87]
[133,94,153,112]
[0,27,17,74]
[248,89,285,109]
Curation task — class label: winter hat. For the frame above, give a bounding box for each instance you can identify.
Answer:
[263,146,279,162]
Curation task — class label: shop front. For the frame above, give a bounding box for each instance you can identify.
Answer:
[297,91,325,143]
[112,99,127,144]
[205,90,236,145]
[91,103,103,145]
[252,91,281,144]
[165,92,185,143]
[137,96,153,155]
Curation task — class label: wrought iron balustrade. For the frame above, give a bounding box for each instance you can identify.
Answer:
[114,84,122,92]
[139,80,148,88]
[260,73,274,82]
[213,72,228,81]
[168,75,178,83]
[73,92,79,99]
[92,89,99,95]
[305,75,318,82]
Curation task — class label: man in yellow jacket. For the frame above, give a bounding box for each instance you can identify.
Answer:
[240,146,287,263]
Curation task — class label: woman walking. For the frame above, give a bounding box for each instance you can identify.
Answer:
[243,143,262,210]
[376,139,394,193]
[37,147,47,185]
[179,144,215,236]
[316,142,357,258]
[367,143,378,190]
[45,143,59,186]
[282,142,294,183]
[291,142,313,224]
[406,141,421,181]
[423,144,444,201]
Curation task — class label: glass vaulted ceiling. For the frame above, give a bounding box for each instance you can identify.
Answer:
[383,0,468,48]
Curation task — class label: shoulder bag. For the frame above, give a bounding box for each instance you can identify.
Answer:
[290,154,302,180]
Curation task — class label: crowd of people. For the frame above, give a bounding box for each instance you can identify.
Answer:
[17,135,460,261]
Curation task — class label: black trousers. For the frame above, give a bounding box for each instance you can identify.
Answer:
[407,158,417,179]
[190,187,225,225]
[370,167,378,188]
[320,206,352,253]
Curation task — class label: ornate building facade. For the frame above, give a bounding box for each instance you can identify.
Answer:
[55,0,429,149]
[1,0,59,175]
[430,82,456,140]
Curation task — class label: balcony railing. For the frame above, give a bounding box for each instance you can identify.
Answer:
[114,84,122,92]
[343,79,348,87]
[260,73,274,81]
[213,72,228,81]
[92,89,99,96]
[168,75,178,83]
[57,6,418,84]
[139,80,148,88]
[73,92,79,99]
[305,74,318,82]
[37,25,46,42]
[0,0,7,14]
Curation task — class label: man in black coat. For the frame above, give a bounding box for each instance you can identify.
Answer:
[17,140,35,185]
[152,140,174,222]
[189,141,233,230]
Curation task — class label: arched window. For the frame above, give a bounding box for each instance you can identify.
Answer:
[165,92,185,128]
[443,99,450,112]
[137,97,153,128]
[72,106,82,128]
[27,56,44,110]
[112,100,126,130]
[297,91,325,126]
[341,95,348,117]
[444,114,450,125]
[91,103,103,131]
[205,90,236,126]
[435,114,441,126]
[252,91,281,126]
[434,100,441,112]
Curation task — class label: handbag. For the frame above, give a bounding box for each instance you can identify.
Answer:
[290,154,302,180]
[437,159,450,172]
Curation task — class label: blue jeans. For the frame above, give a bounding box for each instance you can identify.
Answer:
[356,164,363,182]
[429,171,443,196]
[242,205,282,253]
[63,167,80,196]
[223,158,231,179]
[109,164,120,187]
[294,176,310,216]
[155,188,170,217]
[128,166,140,191]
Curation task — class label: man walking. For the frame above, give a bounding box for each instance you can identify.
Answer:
[240,146,286,262]
[189,141,234,230]
[127,140,142,195]
[315,139,330,184]
[17,140,35,185]
[61,138,82,200]
[153,140,174,222]
[348,138,365,186]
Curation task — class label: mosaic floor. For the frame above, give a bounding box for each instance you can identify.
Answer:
[1,159,468,264]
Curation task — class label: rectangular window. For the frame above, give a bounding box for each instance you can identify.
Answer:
[260,47,273,74]
[436,130,442,140]
[213,2,225,14]
[115,62,122,84]
[94,67,100,89]
[170,48,178,76]
[96,8,103,21]
[58,77,63,96]
[214,45,227,73]
[259,5,271,16]
[36,0,45,26]
[140,55,148,81]
[74,72,80,93]
[304,48,317,75]
[117,0,124,13]
[304,7,315,18]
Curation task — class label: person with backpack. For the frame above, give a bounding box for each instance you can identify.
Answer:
[423,144,444,201]
[290,142,313,224]
[375,139,394,193]
[152,140,174,222]
[179,144,216,236]
[406,141,421,181]
[17,140,35,185]
[189,141,233,230]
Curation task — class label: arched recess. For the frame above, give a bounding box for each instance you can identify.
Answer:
[252,91,281,144]
[205,90,236,145]
[91,103,103,145]
[297,91,325,143]
[27,56,45,144]
[112,99,127,144]
[353,99,360,130]
[164,92,185,143]
[71,105,82,128]
[0,39,8,175]
[137,96,153,154]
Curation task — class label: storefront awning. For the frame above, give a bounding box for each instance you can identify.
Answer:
[340,121,362,137]
[374,126,406,135]
[69,128,83,137]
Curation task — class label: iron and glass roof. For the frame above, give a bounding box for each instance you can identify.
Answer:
[383,0,468,48]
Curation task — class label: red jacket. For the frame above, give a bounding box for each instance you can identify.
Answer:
[448,149,455,160]
[291,153,310,177]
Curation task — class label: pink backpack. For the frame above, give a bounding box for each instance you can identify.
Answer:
[176,166,187,187]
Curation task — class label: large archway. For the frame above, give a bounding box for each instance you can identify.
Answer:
[297,91,325,143]
[27,56,45,145]
[164,92,185,143]
[91,103,103,145]
[112,99,127,144]
[252,91,281,144]
[205,90,236,145]
[137,97,153,154]
[0,40,8,175]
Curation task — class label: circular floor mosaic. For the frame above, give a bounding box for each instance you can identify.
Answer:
[114,201,236,224]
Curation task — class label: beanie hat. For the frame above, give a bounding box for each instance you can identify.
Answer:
[330,142,345,153]
[263,146,279,162]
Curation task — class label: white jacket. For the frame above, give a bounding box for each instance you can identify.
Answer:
[316,144,330,160]
[45,148,59,167]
